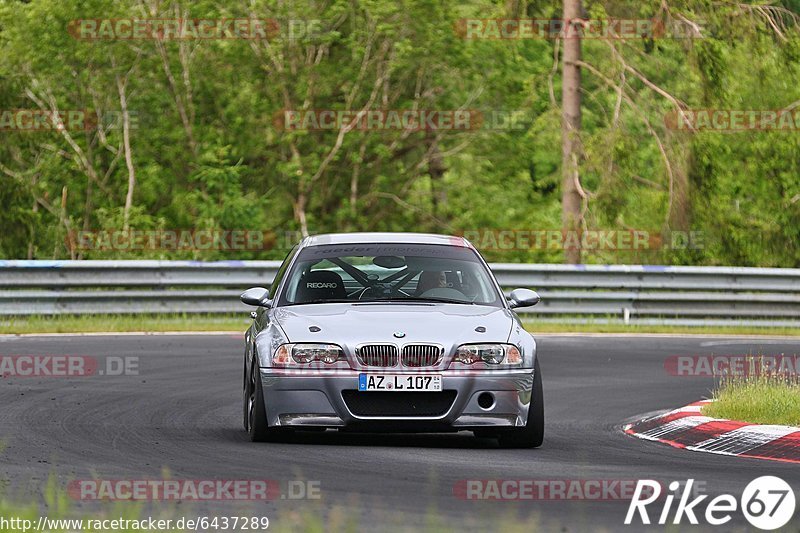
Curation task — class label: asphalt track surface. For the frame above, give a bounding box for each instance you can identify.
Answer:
[2,333,800,532]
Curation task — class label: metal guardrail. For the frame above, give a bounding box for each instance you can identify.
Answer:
[0,260,798,326]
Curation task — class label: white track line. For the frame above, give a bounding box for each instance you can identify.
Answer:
[689,425,800,455]
[0,331,797,339]
[700,339,800,346]
[0,331,244,338]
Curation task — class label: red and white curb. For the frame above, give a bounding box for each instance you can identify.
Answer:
[624,400,800,464]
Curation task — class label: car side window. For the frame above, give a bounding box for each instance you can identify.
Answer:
[268,245,298,299]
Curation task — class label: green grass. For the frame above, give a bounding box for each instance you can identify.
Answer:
[0,477,147,533]
[0,314,249,334]
[0,482,552,533]
[520,320,800,336]
[0,314,798,336]
[703,359,800,425]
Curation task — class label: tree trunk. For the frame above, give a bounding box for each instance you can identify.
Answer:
[27,176,38,260]
[294,192,309,238]
[667,132,691,233]
[561,0,583,264]
[426,131,447,225]
[118,75,136,232]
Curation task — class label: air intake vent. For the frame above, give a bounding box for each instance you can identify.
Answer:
[342,390,457,417]
[401,344,443,367]
[357,344,398,367]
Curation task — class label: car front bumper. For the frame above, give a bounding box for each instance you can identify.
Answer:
[259,368,536,431]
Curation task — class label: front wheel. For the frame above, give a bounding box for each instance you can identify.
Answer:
[497,358,544,448]
[245,358,289,442]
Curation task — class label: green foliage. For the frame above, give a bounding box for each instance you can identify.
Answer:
[0,0,798,265]
[705,364,800,426]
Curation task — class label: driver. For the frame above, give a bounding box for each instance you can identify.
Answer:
[416,270,448,295]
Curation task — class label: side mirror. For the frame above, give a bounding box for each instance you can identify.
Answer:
[240,287,272,308]
[508,288,540,309]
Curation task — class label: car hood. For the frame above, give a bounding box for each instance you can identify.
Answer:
[273,303,514,347]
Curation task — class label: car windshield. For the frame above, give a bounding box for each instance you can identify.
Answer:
[278,243,503,307]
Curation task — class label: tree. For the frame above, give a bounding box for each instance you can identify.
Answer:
[561,0,584,264]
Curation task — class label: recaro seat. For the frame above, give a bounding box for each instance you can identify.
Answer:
[295,270,348,303]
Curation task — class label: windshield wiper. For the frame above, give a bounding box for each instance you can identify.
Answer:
[384,296,477,305]
[288,298,353,305]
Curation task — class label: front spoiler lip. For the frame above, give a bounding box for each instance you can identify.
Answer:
[259,368,535,429]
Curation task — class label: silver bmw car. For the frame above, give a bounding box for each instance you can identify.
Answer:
[240,232,543,447]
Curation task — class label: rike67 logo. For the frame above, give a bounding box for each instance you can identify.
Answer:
[625,477,795,530]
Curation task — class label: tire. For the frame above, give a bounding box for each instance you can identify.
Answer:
[245,357,287,442]
[242,361,249,431]
[498,358,544,449]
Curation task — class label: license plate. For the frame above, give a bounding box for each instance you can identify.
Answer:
[358,374,442,392]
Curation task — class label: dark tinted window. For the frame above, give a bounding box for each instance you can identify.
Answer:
[278,243,502,307]
[268,245,298,299]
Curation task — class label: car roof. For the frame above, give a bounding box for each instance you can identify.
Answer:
[301,232,471,248]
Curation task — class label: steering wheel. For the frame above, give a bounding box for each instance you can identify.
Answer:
[419,287,478,303]
[355,279,413,300]
[358,283,387,299]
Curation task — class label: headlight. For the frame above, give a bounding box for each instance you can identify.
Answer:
[452,344,522,366]
[273,343,346,366]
